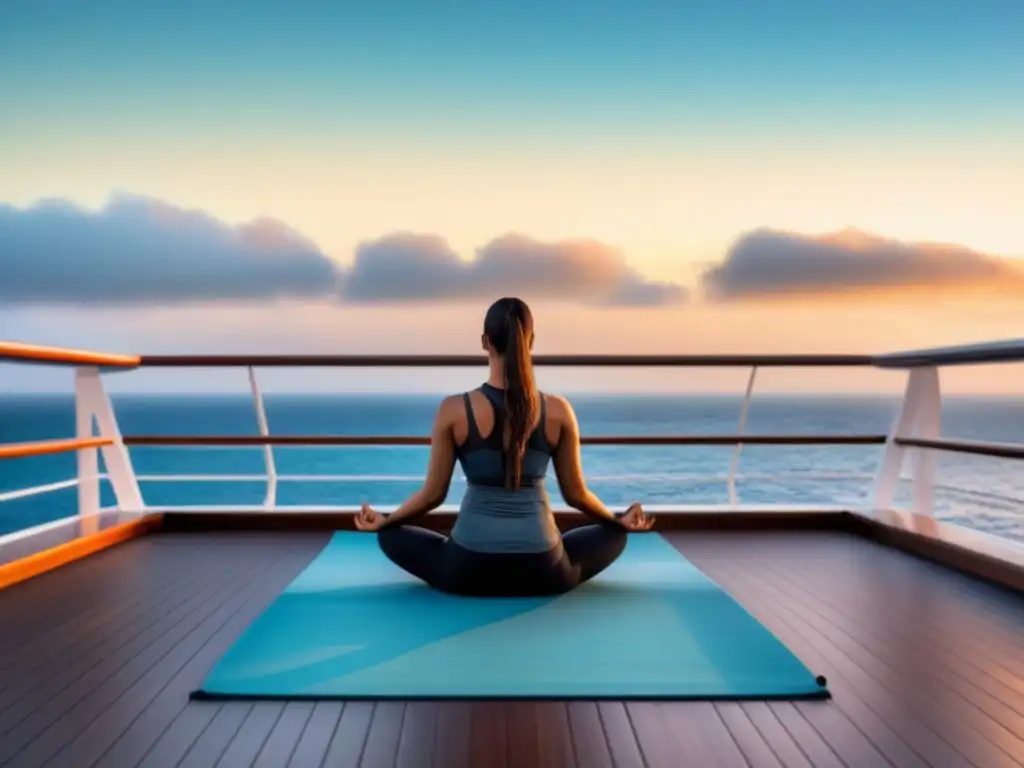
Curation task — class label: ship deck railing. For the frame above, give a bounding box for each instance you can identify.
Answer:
[1,338,1024,767]
[1,336,1022,591]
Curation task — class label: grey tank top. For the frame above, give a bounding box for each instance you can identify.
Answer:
[449,383,561,554]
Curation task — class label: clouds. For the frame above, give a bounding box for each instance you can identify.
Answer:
[0,195,340,304]
[0,195,687,308]
[341,232,688,306]
[3,193,1021,311]
[702,228,1024,299]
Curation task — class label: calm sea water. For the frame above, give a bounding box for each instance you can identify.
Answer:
[1,394,1021,540]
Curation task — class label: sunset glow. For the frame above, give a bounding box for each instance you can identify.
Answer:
[2,0,1022,393]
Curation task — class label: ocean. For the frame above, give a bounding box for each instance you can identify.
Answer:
[1,394,1021,541]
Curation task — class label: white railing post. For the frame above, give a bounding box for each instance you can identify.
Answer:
[248,366,277,508]
[728,365,759,506]
[872,365,941,514]
[74,367,100,524]
[909,366,941,515]
[75,365,145,513]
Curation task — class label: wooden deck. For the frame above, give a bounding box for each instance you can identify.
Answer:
[1,530,1023,768]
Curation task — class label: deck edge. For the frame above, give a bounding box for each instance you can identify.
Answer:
[5,508,1019,596]
[157,509,851,533]
[848,509,1024,593]
[0,513,164,590]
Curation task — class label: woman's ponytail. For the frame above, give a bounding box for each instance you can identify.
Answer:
[498,303,538,490]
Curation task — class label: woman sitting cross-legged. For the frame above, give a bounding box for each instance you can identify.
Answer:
[354,296,654,597]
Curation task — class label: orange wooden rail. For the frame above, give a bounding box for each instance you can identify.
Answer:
[0,437,113,460]
[0,516,163,591]
[0,341,139,368]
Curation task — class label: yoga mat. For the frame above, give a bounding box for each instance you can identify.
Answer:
[195,532,828,700]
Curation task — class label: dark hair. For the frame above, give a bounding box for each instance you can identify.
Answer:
[483,297,538,490]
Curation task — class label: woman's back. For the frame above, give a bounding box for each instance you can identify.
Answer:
[358,296,649,597]
[450,383,561,553]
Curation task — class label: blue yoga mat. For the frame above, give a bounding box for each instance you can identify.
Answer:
[196,532,828,700]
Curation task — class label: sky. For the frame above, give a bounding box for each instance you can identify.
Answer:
[1,0,1022,394]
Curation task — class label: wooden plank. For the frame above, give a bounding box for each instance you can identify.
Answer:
[626,702,689,768]
[744,565,1024,764]
[505,702,543,768]
[0,532,233,639]
[321,701,375,768]
[214,702,285,768]
[757,558,1024,733]
[253,701,316,768]
[567,702,614,768]
[75,542,320,768]
[677,534,1019,768]
[0,546,248,736]
[287,702,344,767]
[0,543,241,712]
[768,703,846,768]
[362,701,407,766]
[715,703,785,768]
[433,700,473,768]
[9,545,310,768]
[683,703,758,767]
[0,529,1022,768]
[533,702,577,768]
[135,702,223,768]
[470,702,508,768]
[0,541,130,639]
[0,541,264,742]
[396,701,440,768]
[740,702,815,768]
[177,703,253,768]
[596,702,646,768]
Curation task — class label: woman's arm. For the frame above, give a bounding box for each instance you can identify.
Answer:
[378,396,458,529]
[550,395,625,527]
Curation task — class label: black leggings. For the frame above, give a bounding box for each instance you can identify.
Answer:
[376,523,628,597]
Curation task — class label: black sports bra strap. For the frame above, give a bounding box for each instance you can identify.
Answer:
[462,392,482,443]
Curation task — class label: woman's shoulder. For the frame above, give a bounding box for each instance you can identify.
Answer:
[434,393,469,423]
[540,391,573,418]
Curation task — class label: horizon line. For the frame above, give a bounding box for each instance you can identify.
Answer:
[1,390,1018,399]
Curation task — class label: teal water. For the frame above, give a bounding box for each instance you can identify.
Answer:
[1,394,1021,540]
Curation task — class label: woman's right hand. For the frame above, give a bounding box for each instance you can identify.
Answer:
[618,503,655,531]
[354,503,387,532]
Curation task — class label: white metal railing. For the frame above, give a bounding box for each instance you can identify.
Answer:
[1,339,1023,562]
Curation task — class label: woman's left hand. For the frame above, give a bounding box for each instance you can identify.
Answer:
[618,502,655,531]
[354,503,387,531]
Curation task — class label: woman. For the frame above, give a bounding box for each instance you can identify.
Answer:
[354,297,654,596]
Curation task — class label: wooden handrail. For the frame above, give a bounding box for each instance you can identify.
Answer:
[3,338,1022,370]
[136,353,873,368]
[896,437,1024,461]
[121,434,888,447]
[874,338,1024,368]
[0,437,113,460]
[0,341,140,368]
